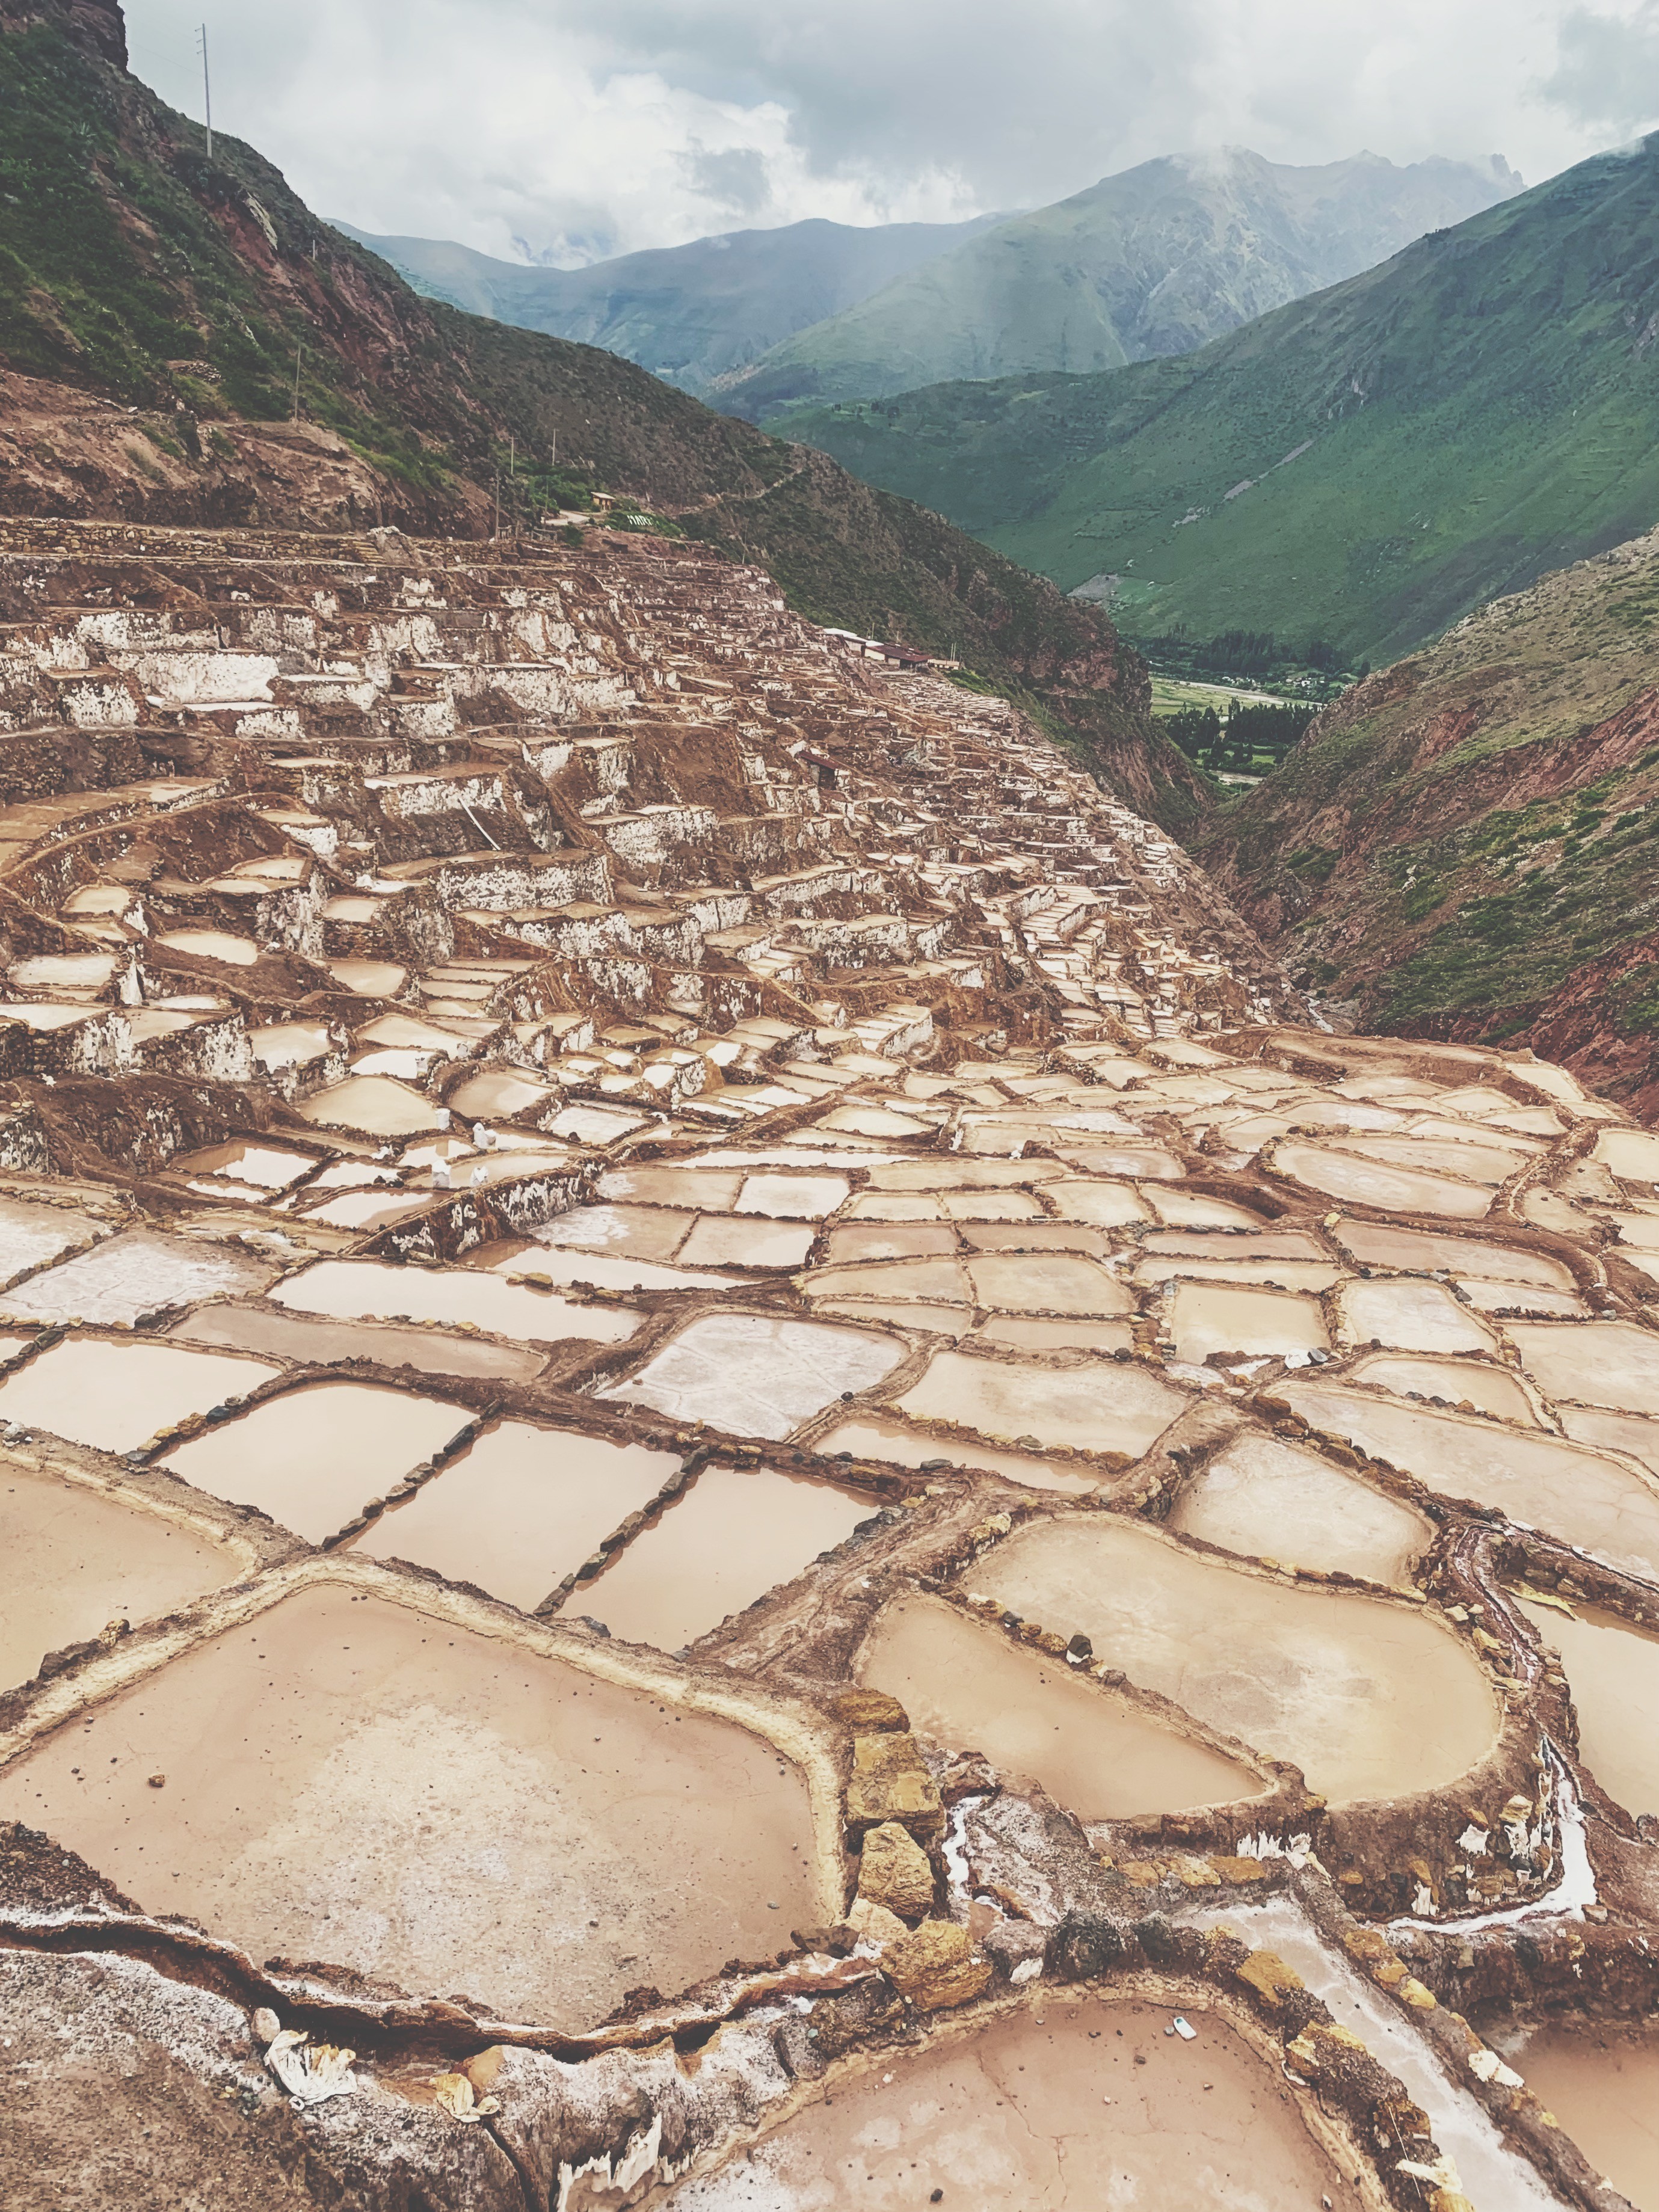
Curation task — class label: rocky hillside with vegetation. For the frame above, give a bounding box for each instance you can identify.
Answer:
[1200,526,1659,1111]
[781,138,1659,669]
[0,0,1200,823]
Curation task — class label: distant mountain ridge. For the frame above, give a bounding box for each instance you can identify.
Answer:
[330,215,1002,401]
[778,137,1659,669]
[718,147,1521,419]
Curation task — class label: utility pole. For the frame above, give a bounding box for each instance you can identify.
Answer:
[197,24,212,162]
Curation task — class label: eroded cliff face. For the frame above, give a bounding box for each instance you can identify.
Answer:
[1201,526,1659,1113]
[0,516,1653,2212]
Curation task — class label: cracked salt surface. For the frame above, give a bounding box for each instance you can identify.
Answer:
[598,1311,902,1439]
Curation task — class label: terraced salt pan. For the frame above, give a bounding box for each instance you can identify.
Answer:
[292,1075,442,1137]
[663,1994,1361,2211]
[896,1348,1188,1460]
[1518,1597,1659,1819]
[973,1314,1135,1354]
[973,1517,1497,1802]
[170,1141,316,1191]
[1272,1143,1491,1217]
[574,1460,873,1649]
[447,1070,556,1119]
[1349,1352,1542,1427]
[0,1585,816,2030]
[597,1164,746,1210]
[482,1239,736,1294]
[0,1230,274,1327]
[0,1197,99,1280]
[1282,1380,1659,1584]
[0,1338,280,1455]
[1171,1432,1431,1584]
[1508,1320,1659,1414]
[354,1424,680,1611]
[677,1216,816,1269]
[1594,1126,1659,1183]
[271,1258,641,1346]
[1558,1404,1659,1474]
[1330,1219,1576,1289]
[816,1415,1104,1495]
[1,1462,239,1692]
[1168,1283,1328,1365]
[964,1253,1133,1316]
[540,1203,698,1261]
[825,1221,959,1264]
[1336,1279,1497,1355]
[1500,2023,1659,2212]
[160,1383,470,1544]
[861,1594,1260,1817]
[736,1172,850,1218]
[600,1312,903,1439]
[173,1303,547,1382]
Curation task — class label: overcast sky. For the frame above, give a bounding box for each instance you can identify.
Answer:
[123,0,1659,266]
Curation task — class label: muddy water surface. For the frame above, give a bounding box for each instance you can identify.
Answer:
[271,1259,640,1346]
[860,1595,1259,1817]
[973,1517,1497,1802]
[816,1415,1103,1495]
[1518,1597,1659,1819]
[0,1338,280,1455]
[1,1464,238,1690]
[576,1461,872,1650]
[172,1304,547,1382]
[662,1994,1361,2211]
[354,1424,680,1611]
[0,1585,816,2030]
[1505,2024,1659,2211]
[160,1383,470,1544]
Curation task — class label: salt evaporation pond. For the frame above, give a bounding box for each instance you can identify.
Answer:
[662,1994,1363,2211]
[1280,1380,1659,1584]
[160,1383,470,1543]
[574,1461,872,1650]
[0,1338,280,1455]
[353,1423,681,1611]
[1,1461,238,1691]
[1518,1596,1659,1818]
[271,1257,641,1346]
[0,1585,817,2030]
[895,1348,1187,1460]
[1503,2023,1659,2211]
[1170,1431,1430,1584]
[860,1594,1260,1817]
[599,1312,903,1439]
[973,1517,1497,1802]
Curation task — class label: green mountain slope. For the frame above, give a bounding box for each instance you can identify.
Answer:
[1198,526,1659,1110]
[719,148,1518,422]
[0,0,1197,822]
[330,215,999,400]
[781,140,1659,667]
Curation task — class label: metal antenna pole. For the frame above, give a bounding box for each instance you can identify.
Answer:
[198,25,212,161]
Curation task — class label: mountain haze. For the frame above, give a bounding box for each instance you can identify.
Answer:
[784,138,1659,666]
[718,148,1520,420]
[330,214,1002,401]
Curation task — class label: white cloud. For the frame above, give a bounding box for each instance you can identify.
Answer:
[121,0,1654,264]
